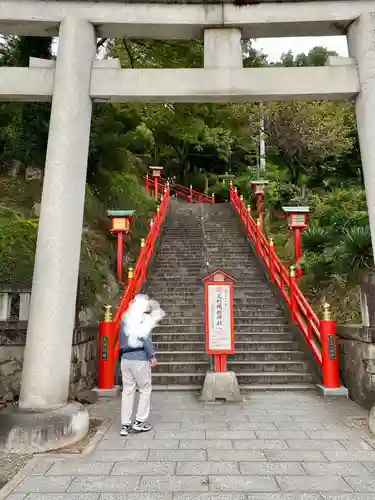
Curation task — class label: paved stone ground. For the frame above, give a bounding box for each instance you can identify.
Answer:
[3,390,375,500]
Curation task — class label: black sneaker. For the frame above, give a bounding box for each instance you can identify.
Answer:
[120,424,132,436]
[132,421,152,432]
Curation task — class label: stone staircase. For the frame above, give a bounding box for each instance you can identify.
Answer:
[146,199,317,390]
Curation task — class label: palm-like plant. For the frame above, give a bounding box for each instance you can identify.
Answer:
[333,226,373,283]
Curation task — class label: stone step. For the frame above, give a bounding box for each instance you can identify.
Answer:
[155,325,292,334]
[152,372,205,385]
[153,361,209,373]
[153,340,301,351]
[236,372,316,385]
[227,360,309,373]
[158,317,288,326]
[156,351,304,362]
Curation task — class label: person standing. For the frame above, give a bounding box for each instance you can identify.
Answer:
[119,294,164,436]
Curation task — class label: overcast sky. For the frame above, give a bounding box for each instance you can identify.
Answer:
[253,36,348,62]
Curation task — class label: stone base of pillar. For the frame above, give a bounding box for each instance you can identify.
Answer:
[369,405,375,436]
[0,402,89,453]
[200,371,242,402]
[316,384,349,397]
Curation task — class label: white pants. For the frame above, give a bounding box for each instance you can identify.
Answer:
[120,359,152,425]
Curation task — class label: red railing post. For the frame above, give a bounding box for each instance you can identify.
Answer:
[98,305,116,390]
[320,303,340,389]
[269,238,275,282]
[212,193,215,204]
[257,193,263,229]
[145,175,149,192]
[289,266,297,323]
[294,227,303,278]
[189,184,193,203]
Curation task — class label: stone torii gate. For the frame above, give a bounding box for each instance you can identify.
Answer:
[1,0,375,449]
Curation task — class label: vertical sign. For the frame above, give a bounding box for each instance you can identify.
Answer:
[206,282,234,354]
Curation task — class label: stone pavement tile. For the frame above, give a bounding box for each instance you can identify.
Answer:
[286,441,345,451]
[31,459,56,475]
[362,461,375,474]
[2,495,26,500]
[322,494,375,499]
[228,422,277,431]
[148,450,206,462]
[46,462,114,476]
[255,431,308,440]
[179,440,233,450]
[275,423,324,431]
[243,415,294,423]
[14,476,74,493]
[180,422,228,431]
[155,431,205,440]
[89,450,148,462]
[206,431,256,440]
[209,475,279,492]
[302,462,370,476]
[124,439,179,450]
[100,494,172,500]
[207,449,265,461]
[110,461,175,475]
[343,476,375,492]
[265,450,327,462]
[234,440,288,450]
[323,450,375,461]
[203,414,248,423]
[338,439,374,451]
[276,476,352,492]
[176,461,239,475]
[22,495,99,500]
[67,476,140,493]
[151,422,181,431]
[305,431,359,440]
[239,462,305,475]
[138,475,209,492]
[246,495,322,500]
[173,493,246,500]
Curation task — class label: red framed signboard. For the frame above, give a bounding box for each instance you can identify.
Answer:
[204,270,235,356]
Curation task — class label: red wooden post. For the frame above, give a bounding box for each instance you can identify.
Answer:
[154,175,159,201]
[294,227,302,278]
[255,218,261,255]
[189,185,193,203]
[117,231,124,283]
[320,303,340,388]
[269,238,275,282]
[289,266,297,323]
[212,193,215,204]
[98,305,116,390]
[145,175,149,192]
[257,193,263,229]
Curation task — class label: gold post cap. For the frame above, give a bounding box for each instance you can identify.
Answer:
[290,266,296,277]
[256,218,261,227]
[140,238,146,248]
[269,237,274,246]
[240,195,244,200]
[247,205,251,212]
[104,304,112,322]
[156,205,160,212]
[128,267,134,279]
[323,302,331,321]
[149,218,154,227]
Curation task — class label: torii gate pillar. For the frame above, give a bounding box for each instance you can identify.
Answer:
[0,16,96,453]
[347,13,375,262]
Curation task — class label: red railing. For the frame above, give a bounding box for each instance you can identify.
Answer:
[230,185,341,389]
[97,185,170,390]
[146,175,214,204]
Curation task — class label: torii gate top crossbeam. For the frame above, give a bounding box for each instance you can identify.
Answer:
[1,0,375,38]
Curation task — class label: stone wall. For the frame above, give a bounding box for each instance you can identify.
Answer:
[337,326,375,409]
[0,322,98,402]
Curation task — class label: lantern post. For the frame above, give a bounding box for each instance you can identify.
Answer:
[107,209,135,283]
[251,180,268,229]
[282,206,309,278]
[149,166,163,201]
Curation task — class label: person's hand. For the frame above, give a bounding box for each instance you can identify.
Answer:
[151,358,157,368]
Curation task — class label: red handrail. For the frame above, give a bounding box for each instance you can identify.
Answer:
[113,186,170,360]
[146,175,214,204]
[230,185,323,368]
